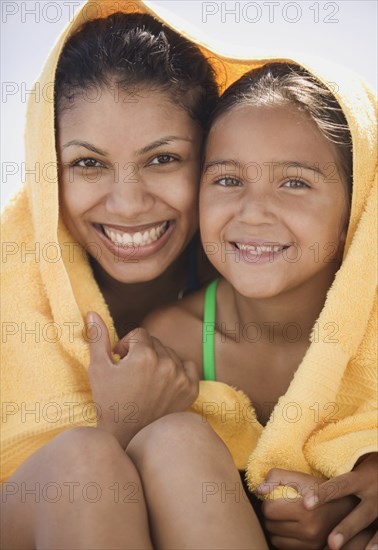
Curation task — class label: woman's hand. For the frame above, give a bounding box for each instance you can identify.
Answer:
[303,453,378,550]
[87,311,199,448]
[256,469,357,549]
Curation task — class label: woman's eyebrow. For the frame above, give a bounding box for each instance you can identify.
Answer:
[136,136,193,156]
[62,140,108,156]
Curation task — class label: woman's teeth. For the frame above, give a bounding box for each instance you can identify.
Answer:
[102,221,169,247]
[235,243,286,253]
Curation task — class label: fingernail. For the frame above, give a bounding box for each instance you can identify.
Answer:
[87,311,95,324]
[332,533,344,549]
[255,483,268,494]
[304,494,318,509]
[85,312,100,342]
[367,545,378,550]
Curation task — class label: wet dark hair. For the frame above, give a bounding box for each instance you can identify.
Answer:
[55,12,219,130]
[208,63,352,193]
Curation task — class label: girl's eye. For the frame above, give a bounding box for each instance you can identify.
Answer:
[215,176,242,187]
[149,154,177,165]
[282,179,310,189]
[72,158,103,168]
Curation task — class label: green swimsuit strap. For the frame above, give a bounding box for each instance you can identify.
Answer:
[202,279,219,381]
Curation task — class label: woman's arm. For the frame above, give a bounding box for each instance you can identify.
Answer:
[87,311,199,448]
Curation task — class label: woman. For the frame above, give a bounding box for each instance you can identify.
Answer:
[1,1,268,548]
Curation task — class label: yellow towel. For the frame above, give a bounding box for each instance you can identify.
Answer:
[1,0,376,491]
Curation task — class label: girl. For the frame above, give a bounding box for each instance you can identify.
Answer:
[139,62,377,549]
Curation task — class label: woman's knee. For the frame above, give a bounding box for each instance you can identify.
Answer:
[7,427,130,486]
[0,428,130,549]
[127,412,233,471]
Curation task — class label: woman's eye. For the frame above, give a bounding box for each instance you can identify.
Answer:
[72,158,103,168]
[282,179,310,189]
[215,177,242,187]
[149,154,177,165]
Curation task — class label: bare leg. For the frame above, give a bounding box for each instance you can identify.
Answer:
[127,412,268,550]
[0,427,152,550]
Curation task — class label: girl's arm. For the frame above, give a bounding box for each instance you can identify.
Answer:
[141,293,205,375]
[257,458,377,550]
[303,453,378,550]
[257,469,356,549]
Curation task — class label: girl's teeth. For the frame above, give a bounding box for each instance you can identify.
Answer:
[236,243,284,253]
[103,222,169,247]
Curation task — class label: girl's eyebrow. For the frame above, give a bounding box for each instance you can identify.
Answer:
[275,160,327,178]
[62,140,108,156]
[203,159,239,173]
[204,159,328,178]
[136,135,194,156]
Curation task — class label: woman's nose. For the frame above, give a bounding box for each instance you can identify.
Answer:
[105,167,154,218]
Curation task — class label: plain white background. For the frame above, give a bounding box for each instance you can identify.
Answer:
[1,0,377,210]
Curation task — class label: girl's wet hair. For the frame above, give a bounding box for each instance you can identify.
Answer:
[209,63,352,193]
[55,12,219,129]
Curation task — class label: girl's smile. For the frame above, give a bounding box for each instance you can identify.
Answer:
[200,103,349,299]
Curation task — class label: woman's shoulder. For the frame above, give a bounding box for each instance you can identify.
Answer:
[142,286,208,367]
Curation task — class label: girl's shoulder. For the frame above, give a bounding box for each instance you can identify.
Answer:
[142,287,207,370]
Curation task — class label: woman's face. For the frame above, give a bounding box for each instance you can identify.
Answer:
[200,103,349,299]
[58,87,201,283]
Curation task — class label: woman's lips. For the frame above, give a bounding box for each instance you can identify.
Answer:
[102,221,169,247]
[93,220,175,261]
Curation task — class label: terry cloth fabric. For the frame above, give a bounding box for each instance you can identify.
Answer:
[1,0,376,492]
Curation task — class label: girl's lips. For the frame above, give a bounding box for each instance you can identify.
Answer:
[230,242,290,264]
[93,220,176,261]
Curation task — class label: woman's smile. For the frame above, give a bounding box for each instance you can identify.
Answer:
[94,220,176,260]
[58,87,202,283]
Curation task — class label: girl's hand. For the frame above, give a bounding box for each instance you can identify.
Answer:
[87,311,199,448]
[256,469,357,549]
[303,453,378,550]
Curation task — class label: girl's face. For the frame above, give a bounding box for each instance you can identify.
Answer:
[200,103,349,299]
[58,87,201,283]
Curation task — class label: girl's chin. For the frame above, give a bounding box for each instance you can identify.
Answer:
[225,276,285,300]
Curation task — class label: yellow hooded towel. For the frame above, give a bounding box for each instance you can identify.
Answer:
[1,0,377,494]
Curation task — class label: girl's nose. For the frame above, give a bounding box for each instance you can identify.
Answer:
[237,184,276,225]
